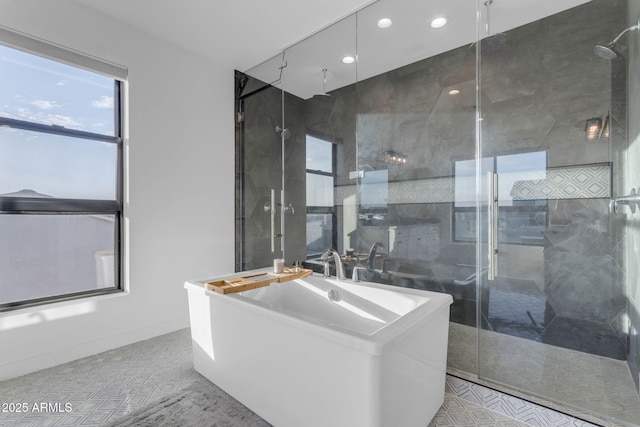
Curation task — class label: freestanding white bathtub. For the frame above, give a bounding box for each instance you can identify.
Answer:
[185,271,453,427]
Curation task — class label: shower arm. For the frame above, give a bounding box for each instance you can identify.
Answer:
[610,21,640,45]
[484,0,493,37]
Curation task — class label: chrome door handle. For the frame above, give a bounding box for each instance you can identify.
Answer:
[263,188,275,252]
[487,172,499,280]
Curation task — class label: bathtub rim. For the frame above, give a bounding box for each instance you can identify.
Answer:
[185,270,453,355]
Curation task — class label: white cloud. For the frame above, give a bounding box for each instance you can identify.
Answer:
[30,100,61,110]
[91,96,113,109]
[57,80,68,86]
[5,106,83,129]
[40,114,83,128]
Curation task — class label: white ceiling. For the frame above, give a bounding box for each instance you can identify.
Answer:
[76,0,591,99]
[75,0,376,71]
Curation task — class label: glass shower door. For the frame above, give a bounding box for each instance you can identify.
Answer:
[477,0,637,423]
[235,55,285,271]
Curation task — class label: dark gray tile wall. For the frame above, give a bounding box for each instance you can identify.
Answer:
[237,82,283,270]
[236,77,313,270]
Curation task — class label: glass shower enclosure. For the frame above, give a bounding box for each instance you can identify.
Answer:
[236,0,640,425]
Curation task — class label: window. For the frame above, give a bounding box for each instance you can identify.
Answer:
[306,134,335,257]
[0,32,125,311]
[453,151,548,245]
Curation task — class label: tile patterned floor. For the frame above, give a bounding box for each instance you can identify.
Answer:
[448,322,640,426]
[440,376,600,427]
[0,329,202,426]
[429,393,532,427]
[0,327,629,427]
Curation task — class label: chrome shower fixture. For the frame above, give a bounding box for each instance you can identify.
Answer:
[275,126,291,139]
[311,68,332,101]
[320,68,331,97]
[481,0,507,52]
[594,20,640,60]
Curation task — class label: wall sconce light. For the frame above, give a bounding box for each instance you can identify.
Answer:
[585,117,601,141]
[585,114,609,142]
[381,150,408,165]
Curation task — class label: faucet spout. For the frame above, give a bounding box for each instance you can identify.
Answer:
[321,249,346,280]
[367,242,385,270]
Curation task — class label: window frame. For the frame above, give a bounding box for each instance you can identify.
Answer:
[305,132,337,258]
[0,33,125,312]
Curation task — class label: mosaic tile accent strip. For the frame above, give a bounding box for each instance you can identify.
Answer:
[445,376,600,427]
[428,393,532,427]
[510,165,610,200]
[388,176,457,204]
[335,164,610,205]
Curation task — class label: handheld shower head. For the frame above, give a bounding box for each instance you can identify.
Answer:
[594,21,640,60]
[275,126,291,139]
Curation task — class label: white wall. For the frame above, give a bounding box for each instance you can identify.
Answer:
[0,0,234,380]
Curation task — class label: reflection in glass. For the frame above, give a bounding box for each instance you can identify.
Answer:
[306,173,333,207]
[306,213,333,256]
[454,151,547,245]
[306,134,333,172]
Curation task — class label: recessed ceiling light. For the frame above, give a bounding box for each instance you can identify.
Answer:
[431,17,447,28]
[342,56,355,64]
[449,89,460,95]
[377,18,392,29]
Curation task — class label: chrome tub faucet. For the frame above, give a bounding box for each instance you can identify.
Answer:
[321,249,346,280]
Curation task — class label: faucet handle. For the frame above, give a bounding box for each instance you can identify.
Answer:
[352,266,368,282]
[323,262,331,278]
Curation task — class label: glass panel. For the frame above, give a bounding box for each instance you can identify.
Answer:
[0,45,116,136]
[306,134,332,173]
[237,54,285,270]
[478,1,639,424]
[237,0,640,423]
[283,13,357,263]
[306,173,333,207]
[0,126,117,200]
[306,213,333,256]
[627,0,640,410]
[355,0,478,374]
[0,214,116,305]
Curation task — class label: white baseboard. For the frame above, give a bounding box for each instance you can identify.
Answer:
[0,315,190,381]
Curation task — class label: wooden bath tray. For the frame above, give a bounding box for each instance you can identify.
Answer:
[205,268,313,294]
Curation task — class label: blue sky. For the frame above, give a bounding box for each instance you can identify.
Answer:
[0,45,117,200]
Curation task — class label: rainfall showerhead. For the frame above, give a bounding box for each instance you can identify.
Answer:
[313,68,331,98]
[593,43,618,60]
[594,21,640,60]
[471,0,508,53]
[481,32,508,53]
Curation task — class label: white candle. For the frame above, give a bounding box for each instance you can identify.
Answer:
[273,258,285,274]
